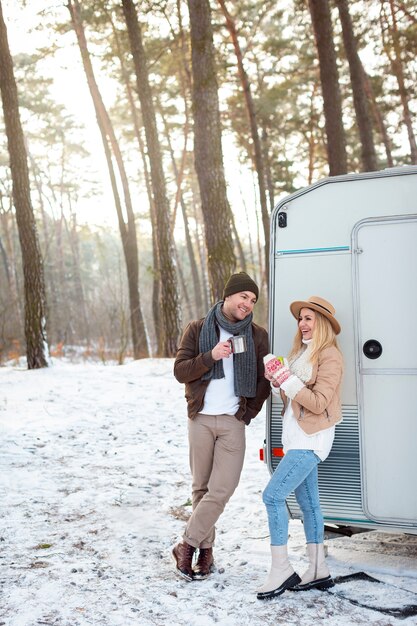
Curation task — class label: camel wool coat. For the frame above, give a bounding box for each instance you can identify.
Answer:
[281,346,343,436]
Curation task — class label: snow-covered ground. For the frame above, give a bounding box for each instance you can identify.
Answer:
[1,358,417,626]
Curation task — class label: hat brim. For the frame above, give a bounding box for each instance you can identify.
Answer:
[290,301,341,335]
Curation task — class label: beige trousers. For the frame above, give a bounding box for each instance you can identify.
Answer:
[183,413,246,549]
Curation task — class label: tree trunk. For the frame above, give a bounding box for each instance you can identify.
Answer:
[67,0,149,358]
[217,0,270,282]
[27,151,59,344]
[231,217,247,272]
[305,82,319,184]
[381,0,417,163]
[66,209,90,344]
[261,126,275,213]
[0,197,23,331]
[159,106,203,319]
[56,210,69,341]
[362,71,394,167]
[174,247,193,323]
[308,0,347,175]
[0,1,49,368]
[187,0,236,302]
[107,8,161,356]
[0,234,9,284]
[335,0,378,172]
[239,183,255,270]
[121,0,181,356]
[191,180,210,313]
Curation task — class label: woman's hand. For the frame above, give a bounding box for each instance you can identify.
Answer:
[264,354,292,387]
[273,366,292,386]
[264,355,285,381]
[264,370,275,381]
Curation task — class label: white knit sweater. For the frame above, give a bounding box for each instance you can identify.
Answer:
[272,341,335,461]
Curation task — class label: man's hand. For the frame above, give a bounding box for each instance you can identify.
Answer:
[211,341,232,361]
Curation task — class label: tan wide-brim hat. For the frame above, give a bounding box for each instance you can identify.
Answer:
[290,296,341,335]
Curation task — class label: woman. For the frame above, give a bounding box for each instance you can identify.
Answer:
[257,296,343,601]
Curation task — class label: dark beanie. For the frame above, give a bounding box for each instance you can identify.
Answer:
[223,271,259,300]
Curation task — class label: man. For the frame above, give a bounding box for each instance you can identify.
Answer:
[172,271,270,581]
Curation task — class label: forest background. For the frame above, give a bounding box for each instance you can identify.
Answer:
[0,0,416,368]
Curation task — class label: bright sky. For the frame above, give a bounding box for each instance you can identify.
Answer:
[2,1,140,229]
[1,0,261,238]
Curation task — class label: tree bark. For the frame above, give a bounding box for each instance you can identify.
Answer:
[107,8,161,355]
[191,180,210,313]
[27,151,60,344]
[308,0,347,175]
[67,0,149,358]
[121,0,181,356]
[306,83,319,184]
[261,126,275,213]
[0,194,23,331]
[187,0,236,302]
[381,0,417,163]
[66,209,90,344]
[0,0,49,368]
[335,0,378,172]
[158,106,203,319]
[362,71,394,167]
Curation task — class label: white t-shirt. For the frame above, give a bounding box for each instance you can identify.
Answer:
[200,326,240,416]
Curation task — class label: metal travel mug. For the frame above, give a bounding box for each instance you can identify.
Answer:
[228,335,247,353]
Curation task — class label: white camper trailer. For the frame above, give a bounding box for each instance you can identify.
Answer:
[266,165,417,535]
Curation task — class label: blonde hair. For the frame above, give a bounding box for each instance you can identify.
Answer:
[288,309,341,365]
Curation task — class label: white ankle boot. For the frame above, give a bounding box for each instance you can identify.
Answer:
[257,545,301,600]
[292,543,334,591]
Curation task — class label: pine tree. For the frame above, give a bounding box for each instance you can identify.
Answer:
[0,1,49,368]
[187,0,236,301]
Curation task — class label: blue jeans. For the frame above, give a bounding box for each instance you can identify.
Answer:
[262,449,323,545]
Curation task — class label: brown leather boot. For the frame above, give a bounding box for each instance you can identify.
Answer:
[193,547,214,580]
[172,541,196,581]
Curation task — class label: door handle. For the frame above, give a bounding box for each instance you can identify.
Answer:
[363,339,383,360]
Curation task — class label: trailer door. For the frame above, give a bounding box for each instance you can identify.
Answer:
[353,216,417,526]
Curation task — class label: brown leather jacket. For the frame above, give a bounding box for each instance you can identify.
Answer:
[280,346,343,435]
[174,318,270,425]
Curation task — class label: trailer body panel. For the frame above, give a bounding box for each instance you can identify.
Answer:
[268,167,417,533]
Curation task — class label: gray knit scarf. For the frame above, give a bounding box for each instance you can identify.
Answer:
[199,301,257,398]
